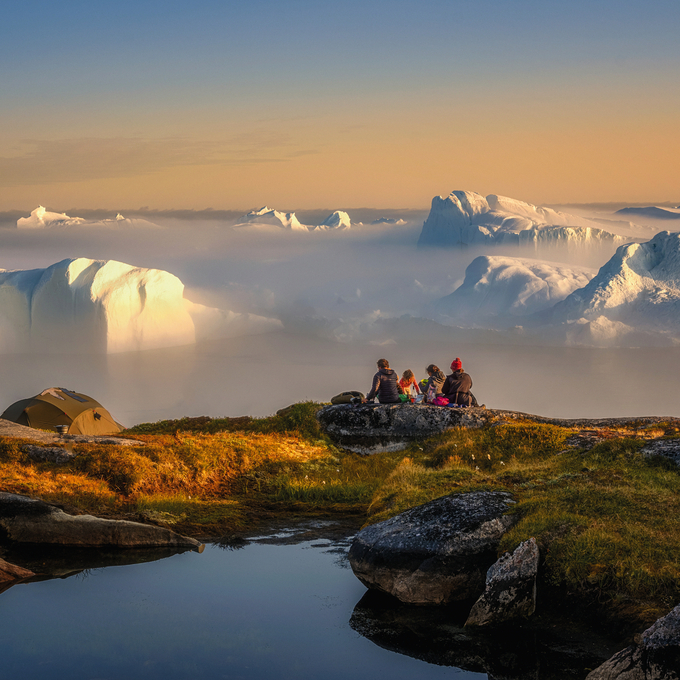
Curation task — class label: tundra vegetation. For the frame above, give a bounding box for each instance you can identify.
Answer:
[1,402,679,625]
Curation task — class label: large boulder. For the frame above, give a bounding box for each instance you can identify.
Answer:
[586,604,680,680]
[348,491,517,605]
[317,403,489,454]
[0,493,203,552]
[586,603,680,679]
[465,537,539,626]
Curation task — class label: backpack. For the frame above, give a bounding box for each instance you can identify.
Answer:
[330,391,365,405]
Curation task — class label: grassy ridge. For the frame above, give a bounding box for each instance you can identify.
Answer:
[0,403,405,535]
[368,424,680,615]
[1,403,679,619]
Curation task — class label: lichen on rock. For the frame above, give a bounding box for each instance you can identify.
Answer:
[348,491,517,605]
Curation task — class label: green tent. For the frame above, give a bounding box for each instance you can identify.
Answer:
[1,387,124,435]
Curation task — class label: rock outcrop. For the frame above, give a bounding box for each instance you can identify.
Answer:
[642,438,680,467]
[465,537,539,626]
[0,493,203,552]
[317,403,489,454]
[586,602,680,679]
[348,491,517,605]
[22,444,77,464]
[318,404,680,455]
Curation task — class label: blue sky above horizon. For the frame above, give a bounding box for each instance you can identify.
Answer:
[1,0,679,210]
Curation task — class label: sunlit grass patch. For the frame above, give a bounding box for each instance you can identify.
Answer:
[0,458,116,512]
[425,423,569,470]
[135,493,244,532]
[272,476,375,504]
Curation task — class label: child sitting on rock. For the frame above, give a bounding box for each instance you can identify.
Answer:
[398,369,420,401]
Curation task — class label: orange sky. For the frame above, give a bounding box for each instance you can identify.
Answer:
[2,1,679,211]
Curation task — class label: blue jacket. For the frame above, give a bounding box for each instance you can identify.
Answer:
[366,368,402,403]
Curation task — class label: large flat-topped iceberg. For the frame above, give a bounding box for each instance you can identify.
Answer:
[418,190,628,248]
[0,258,281,354]
[437,256,595,324]
[550,230,680,342]
[17,206,161,229]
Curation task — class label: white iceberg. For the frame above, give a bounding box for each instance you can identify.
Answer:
[437,256,595,324]
[550,230,680,339]
[16,206,161,229]
[417,190,630,248]
[311,211,351,231]
[235,206,308,231]
[17,206,86,229]
[0,258,281,354]
[236,206,352,232]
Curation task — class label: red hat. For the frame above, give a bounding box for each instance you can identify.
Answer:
[451,357,462,371]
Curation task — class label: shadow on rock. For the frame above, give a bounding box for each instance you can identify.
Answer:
[349,590,622,680]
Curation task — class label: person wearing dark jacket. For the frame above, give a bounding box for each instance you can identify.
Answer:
[421,364,446,402]
[365,359,403,403]
[442,357,475,406]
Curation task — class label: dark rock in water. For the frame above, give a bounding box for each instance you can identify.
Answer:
[0,492,203,552]
[586,603,680,679]
[0,556,34,581]
[317,403,489,454]
[350,590,619,680]
[465,537,539,627]
[642,438,680,467]
[349,491,517,605]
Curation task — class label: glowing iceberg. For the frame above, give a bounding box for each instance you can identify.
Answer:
[0,258,281,354]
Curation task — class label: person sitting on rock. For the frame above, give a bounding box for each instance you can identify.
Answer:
[364,358,404,404]
[421,364,446,402]
[398,369,420,400]
[442,357,477,407]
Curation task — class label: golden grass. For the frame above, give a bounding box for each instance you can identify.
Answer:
[3,406,679,611]
[364,425,680,608]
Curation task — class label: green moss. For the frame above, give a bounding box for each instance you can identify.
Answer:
[125,401,325,442]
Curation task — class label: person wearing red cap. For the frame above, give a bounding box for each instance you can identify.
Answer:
[442,357,476,407]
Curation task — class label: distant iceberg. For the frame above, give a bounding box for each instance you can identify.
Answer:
[17,206,86,229]
[0,258,281,354]
[311,211,351,231]
[236,206,351,232]
[16,206,161,229]
[235,206,308,231]
[417,191,629,248]
[371,217,407,225]
[437,256,595,324]
[616,206,680,221]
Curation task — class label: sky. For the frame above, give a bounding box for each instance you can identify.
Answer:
[1,0,679,211]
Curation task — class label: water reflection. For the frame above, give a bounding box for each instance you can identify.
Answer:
[0,524,624,680]
[350,589,620,679]
[0,525,483,680]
